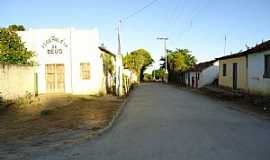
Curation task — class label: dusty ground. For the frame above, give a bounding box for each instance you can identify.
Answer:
[193,86,270,119]
[18,83,270,160]
[0,94,123,159]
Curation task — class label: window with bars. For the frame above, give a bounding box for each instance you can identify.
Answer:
[80,63,90,80]
[264,55,270,78]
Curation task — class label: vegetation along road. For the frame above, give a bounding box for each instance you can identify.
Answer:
[12,83,270,160]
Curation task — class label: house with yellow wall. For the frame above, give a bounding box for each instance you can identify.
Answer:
[216,39,270,95]
[217,54,248,91]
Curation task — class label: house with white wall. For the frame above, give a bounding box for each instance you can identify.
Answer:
[247,40,270,95]
[18,28,106,95]
[183,60,219,88]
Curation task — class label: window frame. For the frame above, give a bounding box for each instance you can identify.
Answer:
[80,63,91,80]
[264,55,270,78]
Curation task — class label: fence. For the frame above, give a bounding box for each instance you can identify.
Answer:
[168,71,187,86]
[0,63,36,100]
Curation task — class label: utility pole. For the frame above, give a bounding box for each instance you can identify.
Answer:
[117,20,122,55]
[153,67,155,81]
[157,37,168,83]
[116,20,123,96]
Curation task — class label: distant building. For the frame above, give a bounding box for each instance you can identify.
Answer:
[18,28,106,95]
[216,39,270,95]
[182,60,219,88]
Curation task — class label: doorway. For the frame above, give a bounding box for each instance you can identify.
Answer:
[45,64,65,93]
[233,63,237,90]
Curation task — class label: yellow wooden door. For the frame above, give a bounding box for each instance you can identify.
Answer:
[55,64,65,92]
[45,64,65,93]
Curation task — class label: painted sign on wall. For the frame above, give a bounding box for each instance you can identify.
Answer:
[41,35,68,55]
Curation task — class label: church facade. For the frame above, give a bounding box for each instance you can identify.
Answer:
[18,28,106,95]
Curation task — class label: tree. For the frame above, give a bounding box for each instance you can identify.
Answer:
[160,48,196,72]
[123,49,154,81]
[152,69,165,80]
[143,73,152,81]
[0,28,34,64]
[102,52,115,75]
[7,24,25,31]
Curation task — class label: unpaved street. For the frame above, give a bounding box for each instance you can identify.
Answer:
[3,83,270,160]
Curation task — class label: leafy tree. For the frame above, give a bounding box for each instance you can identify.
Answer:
[102,52,115,75]
[143,73,152,81]
[123,49,154,81]
[160,48,196,72]
[7,24,25,31]
[0,28,34,64]
[152,68,165,80]
[101,51,115,94]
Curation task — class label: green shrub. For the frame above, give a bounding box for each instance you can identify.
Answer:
[0,28,34,64]
[15,91,35,106]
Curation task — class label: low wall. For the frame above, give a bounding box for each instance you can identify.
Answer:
[0,63,36,100]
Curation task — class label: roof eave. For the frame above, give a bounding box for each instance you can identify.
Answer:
[99,46,116,57]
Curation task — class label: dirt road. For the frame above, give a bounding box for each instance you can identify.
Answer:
[2,83,270,160]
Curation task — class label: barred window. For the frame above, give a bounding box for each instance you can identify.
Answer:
[80,63,90,80]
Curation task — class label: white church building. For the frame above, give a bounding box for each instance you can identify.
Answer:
[18,28,106,95]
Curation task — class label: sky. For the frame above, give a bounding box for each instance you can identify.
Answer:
[1,0,270,72]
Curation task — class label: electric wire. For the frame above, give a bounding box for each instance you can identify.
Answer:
[178,0,211,39]
[121,0,160,22]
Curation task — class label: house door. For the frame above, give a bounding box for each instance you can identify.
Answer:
[45,64,65,93]
[233,63,237,90]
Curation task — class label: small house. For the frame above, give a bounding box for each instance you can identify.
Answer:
[216,39,270,95]
[216,52,248,91]
[184,60,219,88]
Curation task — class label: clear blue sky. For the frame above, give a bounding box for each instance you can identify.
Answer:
[1,0,270,71]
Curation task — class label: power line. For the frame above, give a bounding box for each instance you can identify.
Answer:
[116,0,159,52]
[166,0,185,28]
[178,0,211,39]
[189,0,211,21]
[158,0,185,52]
[178,20,193,40]
[121,0,160,22]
